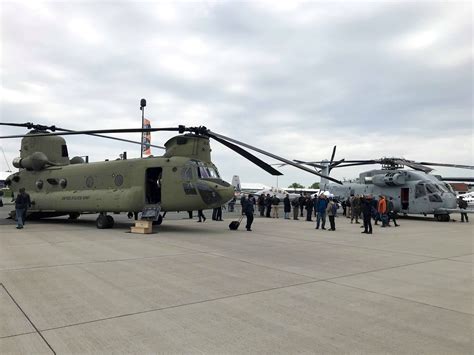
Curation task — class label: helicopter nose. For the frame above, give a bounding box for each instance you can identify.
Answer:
[219,185,235,204]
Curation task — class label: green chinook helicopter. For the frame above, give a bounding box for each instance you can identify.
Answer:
[0,117,341,229]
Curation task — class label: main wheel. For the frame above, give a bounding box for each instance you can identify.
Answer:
[96,214,109,229]
[106,215,114,228]
[69,213,80,220]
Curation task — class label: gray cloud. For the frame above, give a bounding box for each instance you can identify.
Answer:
[1,1,472,187]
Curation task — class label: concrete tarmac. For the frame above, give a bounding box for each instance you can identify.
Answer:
[0,208,472,354]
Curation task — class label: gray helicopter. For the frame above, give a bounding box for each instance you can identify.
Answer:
[295,148,474,221]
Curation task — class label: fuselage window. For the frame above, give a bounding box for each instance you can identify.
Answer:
[415,183,426,199]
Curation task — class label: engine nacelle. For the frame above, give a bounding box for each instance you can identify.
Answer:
[13,151,51,171]
[371,173,406,187]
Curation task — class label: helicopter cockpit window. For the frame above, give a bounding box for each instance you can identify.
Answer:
[415,183,426,198]
[426,184,437,194]
[181,166,194,181]
[197,164,220,179]
[444,183,455,194]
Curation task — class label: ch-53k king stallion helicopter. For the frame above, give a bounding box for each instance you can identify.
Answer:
[295,147,474,221]
[0,106,341,229]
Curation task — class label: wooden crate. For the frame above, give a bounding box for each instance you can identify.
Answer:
[130,220,153,234]
[135,220,153,229]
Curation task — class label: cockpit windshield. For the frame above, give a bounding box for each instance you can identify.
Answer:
[426,184,437,194]
[197,163,220,179]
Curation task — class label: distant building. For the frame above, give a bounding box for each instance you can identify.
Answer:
[449,183,469,194]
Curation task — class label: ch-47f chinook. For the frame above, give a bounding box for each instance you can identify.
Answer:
[294,147,474,221]
[0,121,341,229]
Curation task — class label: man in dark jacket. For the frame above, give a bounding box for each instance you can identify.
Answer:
[265,194,272,218]
[257,194,265,216]
[298,193,305,217]
[305,196,313,221]
[15,187,31,229]
[315,194,328,229]
[291,197,299,220]
[458,196,469,222]
[387,197,399,226]
[243,195,255,231]
[283,194,291,219]
[361,195,373,234]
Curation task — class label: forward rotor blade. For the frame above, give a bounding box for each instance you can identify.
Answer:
[417,162,474,170]
[208,134,283,176]
[208,131,342,184]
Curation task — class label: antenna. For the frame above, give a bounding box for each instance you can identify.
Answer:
[1,147,12,172]
[140,98,146,158]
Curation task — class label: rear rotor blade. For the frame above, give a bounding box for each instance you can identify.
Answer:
[0,127,182,139]
[208,131,342,184]
[55,127,165,150]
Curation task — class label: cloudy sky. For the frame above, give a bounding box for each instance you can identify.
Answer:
[1,0,472,187]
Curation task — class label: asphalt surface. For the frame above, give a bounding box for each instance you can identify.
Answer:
[0,206,472,354]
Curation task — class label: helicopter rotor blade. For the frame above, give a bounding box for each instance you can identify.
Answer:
[54,127,165,150]
[293,160,326,169]
[208,130,343,184]
[417,162,474,170]
[329,145,336,165]
[0,126,183,139]
[393,159,433,173]
[209,134,283,176]
[329,161,379,168]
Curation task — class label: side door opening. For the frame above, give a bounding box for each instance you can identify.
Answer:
[401,187,409,210]
[145,168,162,204]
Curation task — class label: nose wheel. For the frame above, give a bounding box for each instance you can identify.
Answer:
[435,214,450,222]
[96,213,114,229]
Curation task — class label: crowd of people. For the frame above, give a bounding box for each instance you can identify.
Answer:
[237,192,404,234]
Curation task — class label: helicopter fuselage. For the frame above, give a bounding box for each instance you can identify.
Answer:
[6,133,235,220]
[7,156,234,214]
[323,169,458,220]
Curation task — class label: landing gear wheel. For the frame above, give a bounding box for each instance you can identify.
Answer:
[435,214,450,222]
[106,215,114,228]
[96,214,109,229]
[153,214,163,225]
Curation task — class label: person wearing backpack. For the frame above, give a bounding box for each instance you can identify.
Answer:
[326,197,337,231]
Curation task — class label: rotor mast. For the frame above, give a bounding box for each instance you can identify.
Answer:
[140,98,146,158]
